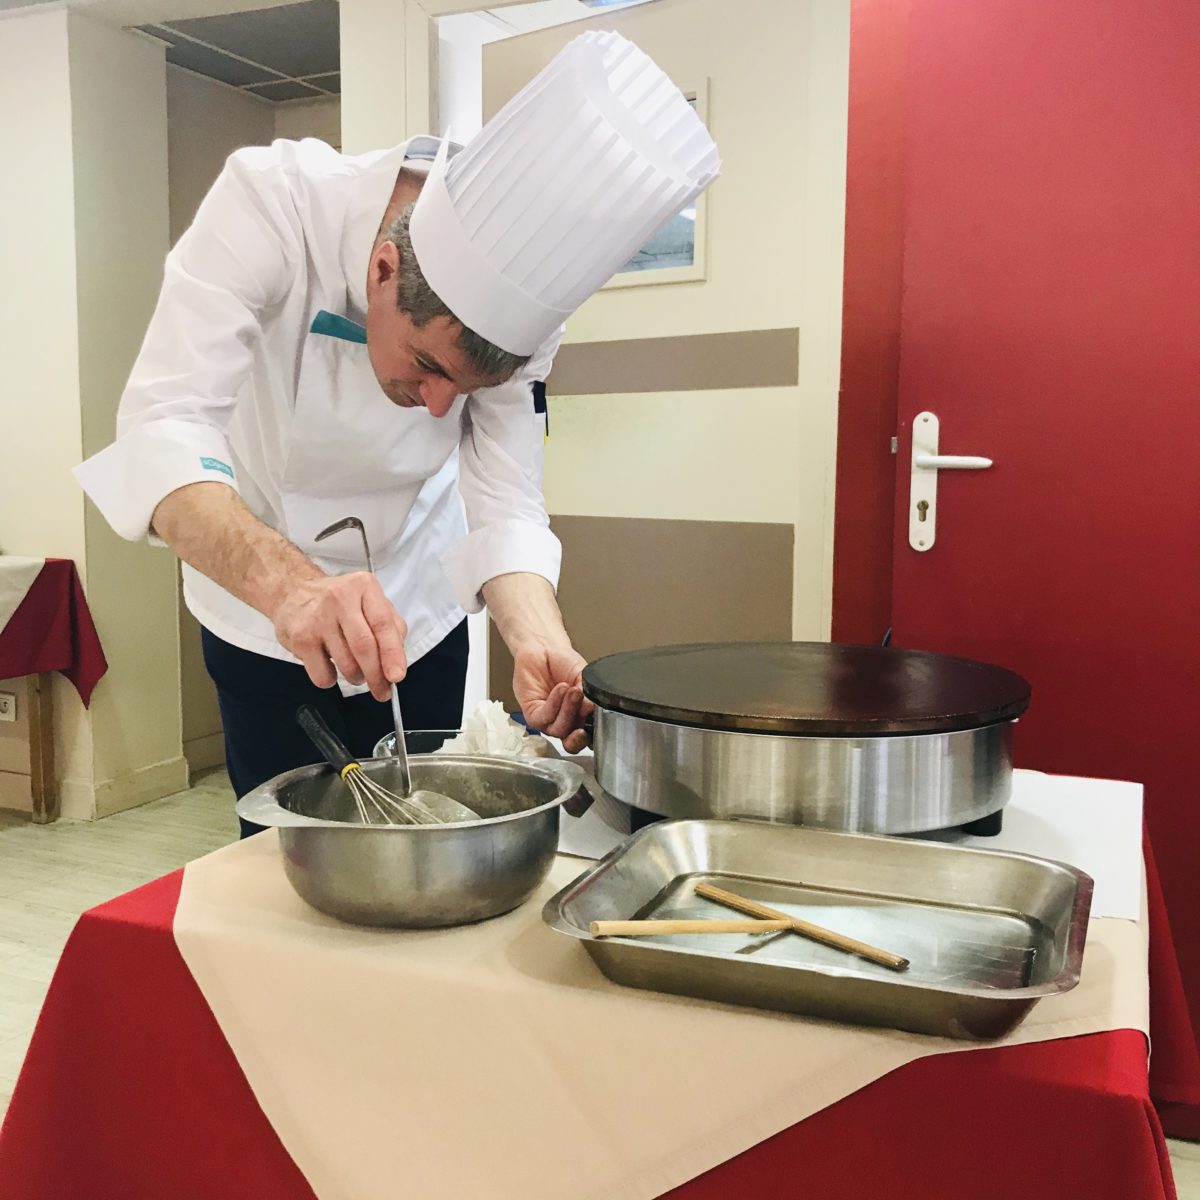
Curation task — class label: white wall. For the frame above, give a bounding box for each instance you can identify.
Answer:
[343,0,494,715]
[168,66,272,770]
[166,66,275,244]
[71,11,184,817]
[0,10,82,564]
[0,7,186,817]
[341,0,417,152]
[0,8,81,812]
[168,72,341,247]
[435,12,503,711]
[165,73,344,256]
[436,6,592,714]
[437,34,483,143]
[0,14,347,812]
[437,14,502,144]
[484,0,850,638]
[341,0,438,153]
[275,96,341,147]
[165,69,340,771]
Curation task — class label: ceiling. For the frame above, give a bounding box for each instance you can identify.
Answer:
[134,0,646,104]
[137,0,340,103]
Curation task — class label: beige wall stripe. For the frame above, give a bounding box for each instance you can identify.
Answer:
[489,515,794,706]
[546,328,800,396]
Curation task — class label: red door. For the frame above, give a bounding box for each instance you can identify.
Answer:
[853,0,1200,1123]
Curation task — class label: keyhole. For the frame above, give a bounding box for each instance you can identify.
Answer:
[917,499,929,522]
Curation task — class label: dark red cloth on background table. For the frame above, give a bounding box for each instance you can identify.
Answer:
[0,559,107,705]
[0,867,1184,1200]
[1146,830,1200,1140]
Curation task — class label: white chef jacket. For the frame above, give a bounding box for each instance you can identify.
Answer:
[74,136,562,680]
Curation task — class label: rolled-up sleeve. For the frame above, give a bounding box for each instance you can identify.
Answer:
[442,327,564,613]
[73,146,297,542]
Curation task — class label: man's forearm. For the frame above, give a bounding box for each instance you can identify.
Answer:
[151,482,323,619]
[481,572,572,656]
[482,573,588,748]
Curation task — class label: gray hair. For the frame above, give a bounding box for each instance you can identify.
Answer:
[385,203,530,382]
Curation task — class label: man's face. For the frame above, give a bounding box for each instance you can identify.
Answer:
[365,241,508,417]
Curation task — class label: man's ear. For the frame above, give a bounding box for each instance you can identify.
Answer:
[369,239,400,295]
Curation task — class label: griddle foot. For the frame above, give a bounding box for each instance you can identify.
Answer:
[629,808,666,833]
[960,809,1004,837]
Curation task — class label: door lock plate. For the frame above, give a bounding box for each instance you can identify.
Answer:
[908,412,993,551]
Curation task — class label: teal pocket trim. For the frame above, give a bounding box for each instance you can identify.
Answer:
[310,309,368,345]
[200,456,234,479]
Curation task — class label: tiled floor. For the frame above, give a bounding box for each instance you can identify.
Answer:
[0,769,237,1115]
[1176,1139,1200,1200]
[0,771,1197,1196]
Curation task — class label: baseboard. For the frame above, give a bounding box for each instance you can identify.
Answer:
[0,770,32,814]
[185,731,226,778]
[60,755,191,821]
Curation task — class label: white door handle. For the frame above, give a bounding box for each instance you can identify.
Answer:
[914,454,993,470]
[909,412,992,551]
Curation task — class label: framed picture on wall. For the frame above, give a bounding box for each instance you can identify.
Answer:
[601,78,711,290]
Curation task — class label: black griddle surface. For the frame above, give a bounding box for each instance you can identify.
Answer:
[582,642,1031,735]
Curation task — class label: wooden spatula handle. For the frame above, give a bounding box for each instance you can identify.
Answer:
[694,882,910,971]
[590,918,792,938]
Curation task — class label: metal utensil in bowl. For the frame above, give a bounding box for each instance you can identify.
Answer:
[236,753,585,927]
[313,515,416,799]
[373,729,604,821]
[296,705,479,825]
[374,729,463,758]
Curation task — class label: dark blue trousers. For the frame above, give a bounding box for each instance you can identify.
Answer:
[202,621,469,837]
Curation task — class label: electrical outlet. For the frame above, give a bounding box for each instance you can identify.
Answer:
[0,691,15,722]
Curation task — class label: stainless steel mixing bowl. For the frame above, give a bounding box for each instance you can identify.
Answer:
[236,754,584,928]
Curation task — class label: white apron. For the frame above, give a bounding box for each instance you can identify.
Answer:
[184,309,468,684]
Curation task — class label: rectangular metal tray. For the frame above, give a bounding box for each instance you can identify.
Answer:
[543,819,1092,1039]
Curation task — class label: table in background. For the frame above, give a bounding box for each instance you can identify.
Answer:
[0,557,107,822]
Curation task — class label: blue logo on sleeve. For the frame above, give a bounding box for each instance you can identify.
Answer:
[200,456,235,479]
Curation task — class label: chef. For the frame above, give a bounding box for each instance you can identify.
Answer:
[75,30,719,834]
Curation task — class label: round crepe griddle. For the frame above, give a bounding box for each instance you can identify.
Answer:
[582,642,1031,736]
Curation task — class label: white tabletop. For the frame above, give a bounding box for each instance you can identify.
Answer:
[559,764,1144,922]
[0,555,44,631]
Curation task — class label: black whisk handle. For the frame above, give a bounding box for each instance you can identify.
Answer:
[296,705,358,776]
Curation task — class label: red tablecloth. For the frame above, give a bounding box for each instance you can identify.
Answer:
[0,559,107,705]
[0,865,1184,1200]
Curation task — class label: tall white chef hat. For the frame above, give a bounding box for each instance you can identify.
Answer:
[409,30,720,356]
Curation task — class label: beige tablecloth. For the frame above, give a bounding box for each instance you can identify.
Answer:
[173,833,1148,1200]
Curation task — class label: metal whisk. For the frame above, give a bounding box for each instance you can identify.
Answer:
[301,516,482,826]
[296,705,479,825]
[313,516,416,799]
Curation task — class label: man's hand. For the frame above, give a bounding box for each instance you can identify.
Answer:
[272,573,408,700]
[482,572,591,753]
[512,644,593,754]
[150,484,409,699]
